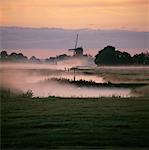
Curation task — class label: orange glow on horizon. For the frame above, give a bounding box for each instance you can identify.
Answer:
[0,0,148,31]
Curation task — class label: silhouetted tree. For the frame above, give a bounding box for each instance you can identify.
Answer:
[7,52,27,62]
[144,53,149,65]
[8,52,18,61]
[0,51,8,60]
[0,51,28,62]
[133,53,149,65]
[29,56,40,63]
[17,53,28,61]
[95,46,116,65]
[95,46,148,65]
[56,54,69,60]
[118,51,132,64]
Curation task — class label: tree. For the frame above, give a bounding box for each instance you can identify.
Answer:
[8,52,18,61]
[22,90,33,98]
[95,46,149,65]
[17,53,28,61]
[133,53,149,65]
[117,51,132,64]
[0,51,8,60]
[95,46,116,65]
[29,56,40,63]
[8,52,27,61]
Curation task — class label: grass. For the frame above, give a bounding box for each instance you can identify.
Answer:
[94,67,149,83]
[132,86,149,97]
[1,93,149,149]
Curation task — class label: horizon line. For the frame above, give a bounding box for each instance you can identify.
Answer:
[1,26,149,33]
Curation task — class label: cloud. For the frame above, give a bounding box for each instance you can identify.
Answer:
[0,27,148,51]
[1,0,148,31]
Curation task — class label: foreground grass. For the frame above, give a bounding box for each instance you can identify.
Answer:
[1,96,149,149]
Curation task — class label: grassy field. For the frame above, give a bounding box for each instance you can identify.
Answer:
[94,66,149,83]
[1,94,149,149]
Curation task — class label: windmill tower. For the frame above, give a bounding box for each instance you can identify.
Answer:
[69,34,83,56]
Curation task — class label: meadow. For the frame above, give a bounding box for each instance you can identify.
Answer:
[94,66,149,84]
[1,91,149,149]
[1,64,149,149]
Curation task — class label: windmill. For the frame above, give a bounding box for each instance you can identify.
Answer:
[69,34,83,56]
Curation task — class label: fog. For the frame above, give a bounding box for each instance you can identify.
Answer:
[0,56,95,69]
[0,63,132,98]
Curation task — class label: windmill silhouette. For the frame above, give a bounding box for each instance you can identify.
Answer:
[69,34,83,56]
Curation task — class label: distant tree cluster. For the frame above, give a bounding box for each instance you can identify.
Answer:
[0,50,71,63]
[29,56,41,63]
[45,54,69,63]
[0,51,28,62]
[0,51,40,63]
[1,48,149,65]
[95,46,149,65]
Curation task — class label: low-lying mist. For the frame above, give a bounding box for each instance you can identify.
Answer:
[0,56,95,69]
[0,62,132,98]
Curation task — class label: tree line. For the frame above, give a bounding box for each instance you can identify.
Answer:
[0,51,40,63]
[95,46,149,65]
[1,47,149,65]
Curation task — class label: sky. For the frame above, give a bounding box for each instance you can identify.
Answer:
[0,0,149,31]
[1,27,148,58]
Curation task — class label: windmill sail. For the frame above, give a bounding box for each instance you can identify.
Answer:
[69,34,83,56]
[75,34,78,49]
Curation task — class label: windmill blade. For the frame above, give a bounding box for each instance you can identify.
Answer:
[69,49,75,51]
[75,34,79,49]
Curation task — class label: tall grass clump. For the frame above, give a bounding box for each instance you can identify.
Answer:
[0,88,33,100]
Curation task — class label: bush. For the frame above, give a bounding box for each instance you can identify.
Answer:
[0,88,33,99]
[22,90,33,98]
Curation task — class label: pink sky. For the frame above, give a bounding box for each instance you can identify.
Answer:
[1,0,148,31]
